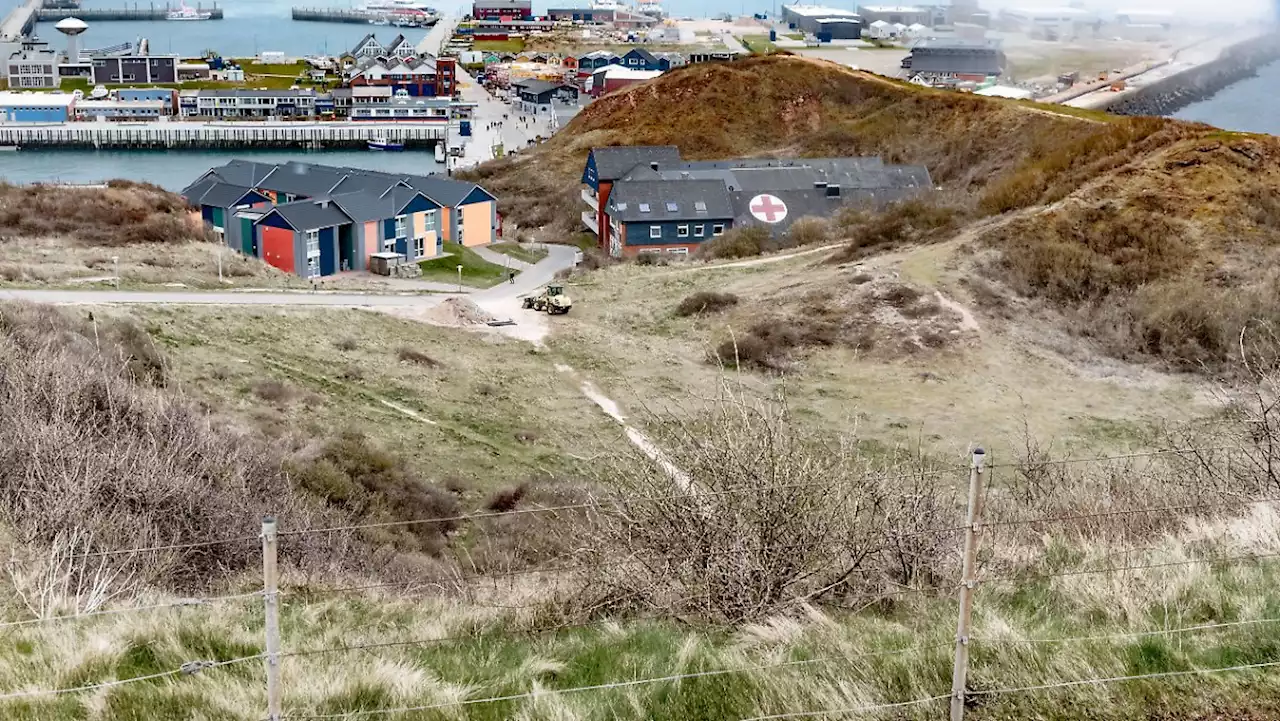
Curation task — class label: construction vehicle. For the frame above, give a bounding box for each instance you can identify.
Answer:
[521,284,572,314]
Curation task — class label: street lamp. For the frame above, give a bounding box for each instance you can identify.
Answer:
[112,255,119,289]
[456,264,463,292]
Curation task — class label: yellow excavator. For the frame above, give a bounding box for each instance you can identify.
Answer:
[521,284,572,314]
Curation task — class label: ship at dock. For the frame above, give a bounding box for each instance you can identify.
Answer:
[166,1,213,20]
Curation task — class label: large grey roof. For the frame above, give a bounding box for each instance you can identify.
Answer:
[197,159,280,189]
[268,200,352,230]
[328,191,397,222]
[181,176,220,203]
[606,180,734,222]
[515,79,565,95]
[192,181,259,208]
[255,161,347,196]
[591,145,681,181]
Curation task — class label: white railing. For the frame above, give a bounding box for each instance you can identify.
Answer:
[580,187,598,210]
[581,210,598,234]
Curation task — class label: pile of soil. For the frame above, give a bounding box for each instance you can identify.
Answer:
[425,298,497,327]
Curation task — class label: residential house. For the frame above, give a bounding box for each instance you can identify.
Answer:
[472,0,532,20]
[686,49,749,63]
[350,34,386,59]
[73,98,170,120]
[183,160,498,277]
[193,89,319,118]
[512,78,578,114]
[575,50,620,77]
[580,146,932,257]
[347,54,457,97]
[902,38,1005,83]
[588,65,661,97]
[7,40,57,89]
[91,55,177,84]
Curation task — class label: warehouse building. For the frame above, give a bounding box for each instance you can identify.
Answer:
[580,146,931,257]
[90,54,177,84]
[902,38,1005,83]
[857,5,931,25]
[781,4,864,37]
[0,91,74,122]
[472,0,532,20]
[184,160,498,277]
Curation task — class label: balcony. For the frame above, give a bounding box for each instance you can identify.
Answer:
[580,187,598,210]
[581,210,598,234]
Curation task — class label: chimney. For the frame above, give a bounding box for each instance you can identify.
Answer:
[826,184,841,197]
[649,162,659,171]
[316,199,329,208]
[813,181,827,189]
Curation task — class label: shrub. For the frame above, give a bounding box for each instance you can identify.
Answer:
[513,429,539,443]
[697,226,770,260]
[252,379,294,404]
[397,347,440,367]
[634,252,669,266]
[832,200,963,262]
[784,216,830,247]
[675,291,739,317]
[486,483,528,512]
[333,337,359,351]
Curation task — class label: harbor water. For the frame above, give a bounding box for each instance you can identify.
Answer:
[1171,59,1280,136]
[0,148,443,189]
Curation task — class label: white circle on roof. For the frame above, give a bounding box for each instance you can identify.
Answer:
[55,17,89,33]
[748,194,788,224]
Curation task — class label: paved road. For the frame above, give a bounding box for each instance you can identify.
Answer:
[0,243,579,308]
[416,14,459,56]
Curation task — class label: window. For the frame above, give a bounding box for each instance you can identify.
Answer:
[694,201,707,212]
[667,247,689,256]
[307,257,320,278]
[677,225,689,238]
[712,224,725,236]
[305,229,320,258]
[382,236,395,253]
[414,236,424,258]
[649,226,662,239]
[638,203,650,213]
[665,202,678,212]
[694,224,705,237]
[394,214,407,238]
[424,210,436,230]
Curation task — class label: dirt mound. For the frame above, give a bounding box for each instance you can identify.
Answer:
[425,297,498,327]
[460,54,1196,233]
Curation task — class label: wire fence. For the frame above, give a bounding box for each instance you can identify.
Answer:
[3,445,1280,719]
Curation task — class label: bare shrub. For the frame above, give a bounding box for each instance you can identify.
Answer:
[832,200,963,262]
[697,226,770,260]
[338,366,363,382]
[486,483,528,513]
[588,386,924,622]
[6,530,141,618]
[634,252,669,267]
[397,347,440,367]
[0,183,207,247]
[252,379,295,404]
[333,337,359,351]
[513,429,539,444]
[675,291,739,317]
[784,216,830,247]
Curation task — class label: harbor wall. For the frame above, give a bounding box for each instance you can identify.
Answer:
[1099,33,1280,116]
[35,6,224,20]
[0,122,446,149]
[292,7,438,25]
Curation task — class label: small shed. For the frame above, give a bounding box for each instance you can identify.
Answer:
[368,251,406,276]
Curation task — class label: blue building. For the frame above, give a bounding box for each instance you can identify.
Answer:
[0,92,73,122]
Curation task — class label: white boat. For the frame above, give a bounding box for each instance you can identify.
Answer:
[167,2,212,20]
[368,17,391,25]
[433,143,444,162]
[361,0,434,12]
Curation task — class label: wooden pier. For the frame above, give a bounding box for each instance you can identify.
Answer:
[291,6,437,26]
[35,4,223,20]
[0,121,447,149]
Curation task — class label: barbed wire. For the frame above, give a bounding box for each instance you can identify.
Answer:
[0,654,262,701]
[986,446,1237,470]
[281,642,952,719]
[972,658,1280,697]
[984,495,1280,530]
[974,616,1280,646]
[981,550,1280,585]
[3,533,261,567]
[0,590,263,630]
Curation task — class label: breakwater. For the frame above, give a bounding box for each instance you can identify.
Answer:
[1100,33,1280,117]
[0,121,447,149]
[35,5,224,20]
[292,7,438,25]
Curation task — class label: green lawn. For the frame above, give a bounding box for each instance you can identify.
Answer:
[740,35,778,54]
[418,242,511,288]
[488,242,548,265]
[472,39,526,53]
[235,60,308,75]
[783,32,803,40]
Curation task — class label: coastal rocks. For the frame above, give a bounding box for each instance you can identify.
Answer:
[1107,33,1280,119]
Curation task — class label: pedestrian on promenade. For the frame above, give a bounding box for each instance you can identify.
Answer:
[508,270,516,284]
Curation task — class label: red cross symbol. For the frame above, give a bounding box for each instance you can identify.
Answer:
[749,194,787,223]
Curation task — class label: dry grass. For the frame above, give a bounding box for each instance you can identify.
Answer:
[0,180,206,248]
[674,291,739,317]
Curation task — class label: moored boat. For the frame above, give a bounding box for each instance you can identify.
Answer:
[369,137,404,151]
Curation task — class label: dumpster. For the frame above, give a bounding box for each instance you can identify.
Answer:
[769,29,777,41]
[459,120,472,137]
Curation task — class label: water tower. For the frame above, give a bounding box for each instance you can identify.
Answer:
[54,17,88,63]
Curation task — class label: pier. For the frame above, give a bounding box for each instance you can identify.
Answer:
[0,0,40,40]
[0,120,448,149]
[34,4,224,21]
[292,7,437,26]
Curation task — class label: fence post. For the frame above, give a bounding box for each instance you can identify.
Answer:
[262,515,282,721]
[950,448,986,721]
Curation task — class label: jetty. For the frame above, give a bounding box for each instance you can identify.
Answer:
[292,7,437,26]
[35,4,223,21]
[0,120,448,149]
[0,0,40,40]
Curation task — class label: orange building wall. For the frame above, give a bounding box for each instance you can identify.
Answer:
[363,221,380,264]
[261,226,295,273]
[460,202,494,247]
[439,208,453,242]
[411,212,440,258]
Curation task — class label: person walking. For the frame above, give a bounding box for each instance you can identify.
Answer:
[508,270,516,284]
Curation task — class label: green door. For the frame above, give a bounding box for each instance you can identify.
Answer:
[240,217,255,256]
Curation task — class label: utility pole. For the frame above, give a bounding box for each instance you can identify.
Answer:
[112,255,119,289]
[261,516,282,721]
[950,448,986,721]
[455,263,462,292]
[216,246,223,283]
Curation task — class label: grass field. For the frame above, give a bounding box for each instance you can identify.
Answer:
[740,35,778,54]
[418,242,511,288]
[235,60,309,76]
[488,242,549,265]
[473,39,527,53]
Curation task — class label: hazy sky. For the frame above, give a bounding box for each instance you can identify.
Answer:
[978,0,1274,21]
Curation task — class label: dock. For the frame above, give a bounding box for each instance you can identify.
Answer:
[0,120,448,149]
[291,7,437,26]
[35,4,224,21]
[1,0,40,40]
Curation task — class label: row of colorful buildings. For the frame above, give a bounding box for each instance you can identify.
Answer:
[184,160,497,278]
